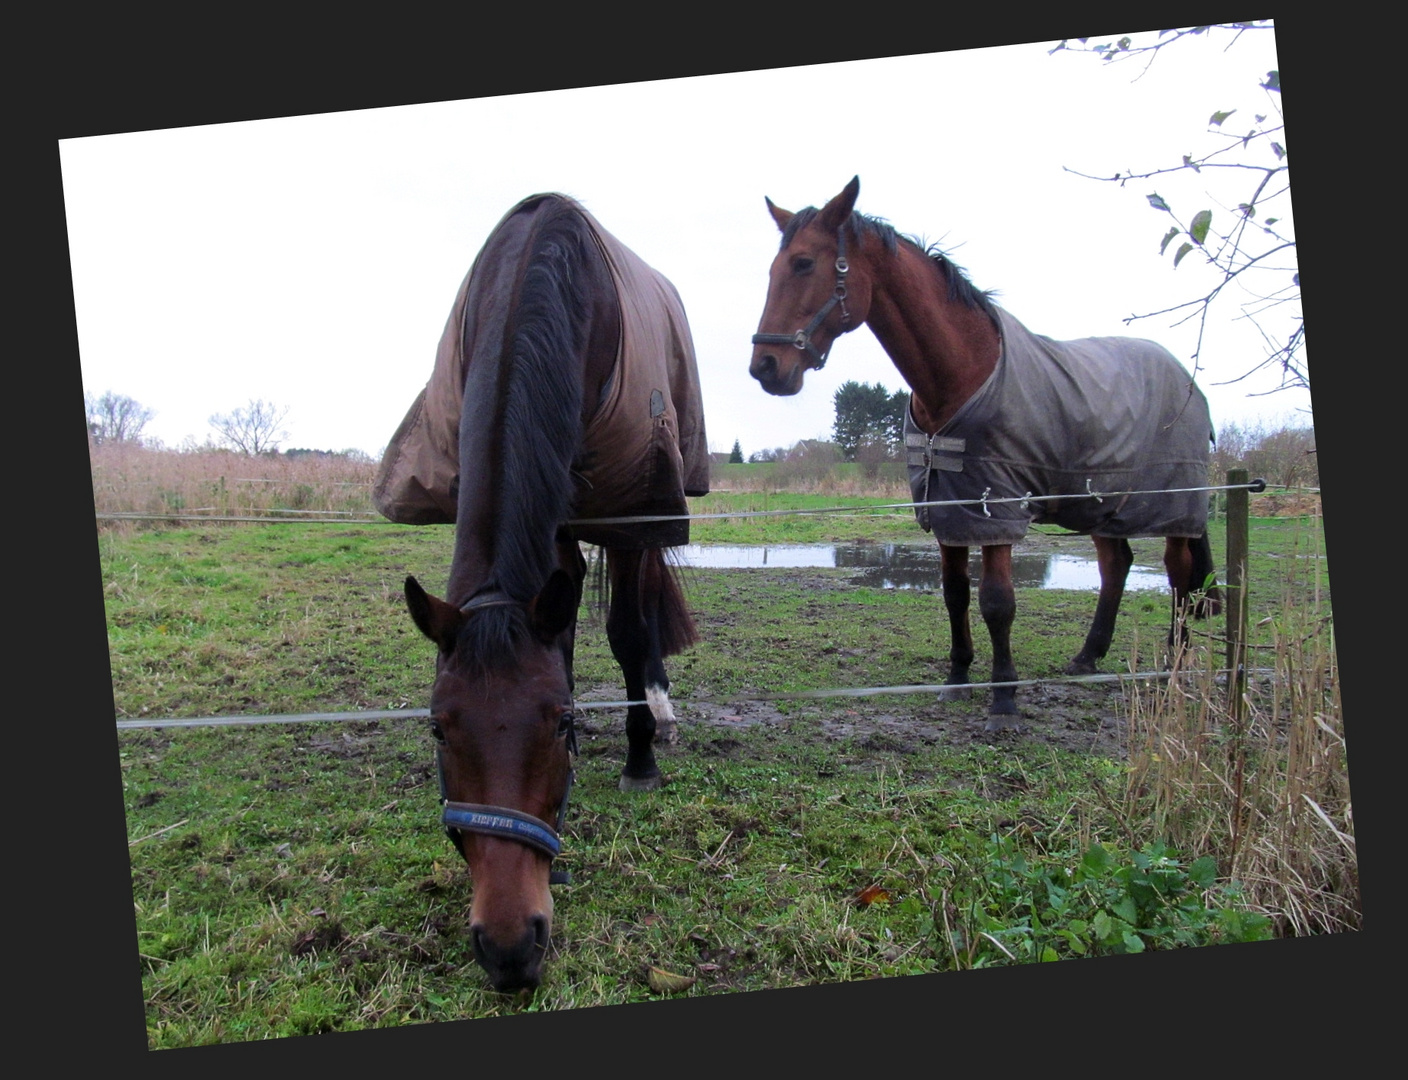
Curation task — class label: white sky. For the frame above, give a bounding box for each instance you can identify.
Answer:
[59,26,1303,461]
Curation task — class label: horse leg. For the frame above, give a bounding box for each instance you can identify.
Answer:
[1066,536,1133,675]
[978,545,1020,732]
[938,544,974,699]
[1164,536,1195,654]
[606,548,692,792]
[1189,531,1222,618]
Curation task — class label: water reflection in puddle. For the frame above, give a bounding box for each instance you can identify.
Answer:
[675,541,1169,593]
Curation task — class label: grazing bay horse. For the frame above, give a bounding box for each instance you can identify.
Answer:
[749,176,1217,732]
[374,193,708,990]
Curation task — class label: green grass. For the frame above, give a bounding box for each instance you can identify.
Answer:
[102,493,1333,1046]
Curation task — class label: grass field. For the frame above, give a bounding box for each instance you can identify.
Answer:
[99,475,1348,1046]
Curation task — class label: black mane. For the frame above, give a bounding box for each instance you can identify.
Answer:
[458,198,596,671]
[782,206,1000,326]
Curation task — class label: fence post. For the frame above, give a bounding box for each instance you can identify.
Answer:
[1225,468,1250,720]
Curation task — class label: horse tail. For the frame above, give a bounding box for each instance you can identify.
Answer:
[661,551,701,653]
[1189,531,1222,619]
[646,548,698,657]
[602,547,698,657]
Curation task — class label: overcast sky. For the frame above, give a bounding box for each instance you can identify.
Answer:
[59,25,1301,461]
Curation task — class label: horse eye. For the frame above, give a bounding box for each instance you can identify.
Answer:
[557,710,576,737]
[792,256,814,275]
[429,719,446,743]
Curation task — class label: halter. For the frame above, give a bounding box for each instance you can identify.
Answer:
[437,738,577,886]
[750,226,851,370]
[434,589,578,886]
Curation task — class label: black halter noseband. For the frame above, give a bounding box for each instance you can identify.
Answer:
[750,226,852,370]
[433,590,578,886]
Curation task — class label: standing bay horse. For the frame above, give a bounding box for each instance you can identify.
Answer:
[373,193,709,990]
[749,176,1217,733]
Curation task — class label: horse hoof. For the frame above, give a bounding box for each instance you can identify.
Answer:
[983,715,1023,734]
[1064,658,1097,677]
[618,773,663,793]
[655,720,679,745]
[938,684,972,701]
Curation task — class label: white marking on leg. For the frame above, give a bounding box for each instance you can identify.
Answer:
[646,684,678,743]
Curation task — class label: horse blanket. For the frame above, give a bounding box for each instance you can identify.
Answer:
[373,194,709,549]
[905,306,1211,546]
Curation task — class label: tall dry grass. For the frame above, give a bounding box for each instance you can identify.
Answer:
[710,459,911,499]
[88,440,379,522]
[1116,511,1354,936]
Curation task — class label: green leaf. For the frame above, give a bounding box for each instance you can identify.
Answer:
[1189,856,1218,888]
[1238,203,1257,219]
[1082,844,1113,874]
[1116,36,1131,51]
[1262,70,1280,92]
[1209,109,1236,127]
[1172,242,1194,267]
[1040,946,1060,962]
[1270,141,1286,159]
[1181,153,1201,173]
[1146,193,1171,212]
[1121,931,1146,953]
[1159,226,1180,255]
[1189,209,1212,245]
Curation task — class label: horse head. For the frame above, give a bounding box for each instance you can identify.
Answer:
[750,175,872,395]
[405,568,580,992]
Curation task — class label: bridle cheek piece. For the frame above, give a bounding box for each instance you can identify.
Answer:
[751,228,852,371]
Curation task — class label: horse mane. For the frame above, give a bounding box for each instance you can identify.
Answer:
[781,205,1000,328]
[458,198,595,672]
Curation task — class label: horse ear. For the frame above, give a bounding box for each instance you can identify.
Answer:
[530,568,579,640]
[765,196,793,233]
[818,175,860,232]
[405,575,462,654]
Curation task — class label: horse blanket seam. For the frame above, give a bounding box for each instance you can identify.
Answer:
[906,306,1211,546]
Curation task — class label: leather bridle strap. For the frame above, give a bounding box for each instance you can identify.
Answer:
[751,227,851,370]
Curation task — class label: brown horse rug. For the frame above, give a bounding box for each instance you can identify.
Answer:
[905,307,1212,547]
[373,194,709,548]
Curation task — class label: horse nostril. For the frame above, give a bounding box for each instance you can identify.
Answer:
[531,914,550,952]
[753,353,777,380]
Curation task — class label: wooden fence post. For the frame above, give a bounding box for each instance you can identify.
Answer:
[1225,468,1250,721]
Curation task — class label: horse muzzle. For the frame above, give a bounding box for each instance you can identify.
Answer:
[471,913,551,992]
[749,347,807,396]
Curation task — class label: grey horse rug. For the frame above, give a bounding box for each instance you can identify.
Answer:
[373,194,709,549]
[905,306,1212,547]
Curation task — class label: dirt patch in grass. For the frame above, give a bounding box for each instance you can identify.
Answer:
[578,526,1138,766]
[581,679,1129,767]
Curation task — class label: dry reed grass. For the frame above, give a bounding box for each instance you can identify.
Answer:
[88,439,379,522]
[1117,510,1354,937]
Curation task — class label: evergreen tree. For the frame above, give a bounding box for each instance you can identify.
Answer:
[833,381,907,460]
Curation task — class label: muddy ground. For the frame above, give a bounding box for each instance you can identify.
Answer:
[577,528,1146,764]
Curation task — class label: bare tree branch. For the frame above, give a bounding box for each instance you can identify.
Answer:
[1054,21,1303,395]
[208,399,290,455]
[85,390,155,445]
